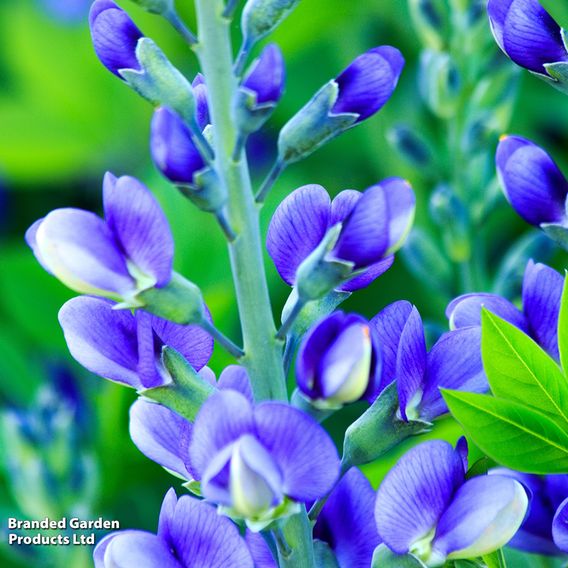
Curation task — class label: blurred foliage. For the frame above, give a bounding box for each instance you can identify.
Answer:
[1,1,568,566]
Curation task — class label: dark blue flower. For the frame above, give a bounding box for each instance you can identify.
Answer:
[89,0,144,77]
[496,135,568,227]
[94,489,254,567]
[447,260,563,359]
[192,74,210,130]
[266,179,415,292]
[375,440,528,564]
[488,0,568,76]
[242,44,285,106]
[296,311,381,406]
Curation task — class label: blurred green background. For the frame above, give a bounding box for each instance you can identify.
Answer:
[1,0,568,566]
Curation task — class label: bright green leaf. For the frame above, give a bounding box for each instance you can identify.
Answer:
[483,549,507,568]
[442,390,568,473]
[558,273,568,375]
[482,309,568,426]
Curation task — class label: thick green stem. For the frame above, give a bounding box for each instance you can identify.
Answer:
[193,0,287,402]
[276,507,315,568]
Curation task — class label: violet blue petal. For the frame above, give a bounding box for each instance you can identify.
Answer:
[188,391,255,480]
[496,137,568,225]
[315,468,381,568]
[34,208,135,297]
[242,44,285,105]
[330,190,361,225]
[129,399,192,479]
[522,260,563,358]
[502,0,568,74]
[339,256,395,292]
[217,365,254,403]
[192,74,210,130]
[254,402,340,500]
[245,531,278,568]
[103,173,174,288]
[266,184,331,285]
[420,327,486,421]
[135,310,163,388]
[58,297,141,388]
[89,0,143,77]
[396,307,427,421]
[157,488,178,550]
[103,531,182,567]
[487,0,515,50]
[552,497,568,553]
[381,177,416,251]
[333,184,389,268]
[432,475,528,559]
[333,46,405,122]
[200,444,234,506]
[375,440,465,554]
[446,293,527,332]
[170,496,254,567]
[151,108,206,185]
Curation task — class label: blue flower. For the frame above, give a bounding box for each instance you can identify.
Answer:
[94,489,254,567]
[488,0,568,77]
[447,260,563,359]
[375,440,528,565]
[242,44,285,107]
[296,311,381,407]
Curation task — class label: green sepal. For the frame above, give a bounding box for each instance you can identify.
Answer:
[542,62,568,96]
[120,38,196,126]
[313,540,340,568]
[234,86,277,134]
[290,388,337,422]
[419,50,460,119]
[137,272,205,325]
[540,222,568,250]
[241,0,301,46]
[140,346,215,422]
[219,497,301,532]
[342,382,431,467]
[182,479,202,497]
[129,0,173,14]
[372,544,427,567]
[482,549,507,568]
[178,166,228,213]
[278,81,358,165]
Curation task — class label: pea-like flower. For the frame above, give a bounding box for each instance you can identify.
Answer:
[266,179,415,298]
[94,488,254,567]
[188,390,339,527]
[490,468,568,556]
[296,312,381,407]
[26,173,174,306]
[496,135,568,228]
[488,0,568,81]
[58,296,213,390]
[447,260,563,359]
[375,440,528,566]
[370,301,485,421]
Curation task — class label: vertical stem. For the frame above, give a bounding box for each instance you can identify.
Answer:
[193,0,287,403]
[276,507,315,568]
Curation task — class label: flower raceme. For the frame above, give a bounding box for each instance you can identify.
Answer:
[26,173,174,307]
[296,311,381,407]
[487,0,568,80]
[266,180,415,299]
[375,440,529,566]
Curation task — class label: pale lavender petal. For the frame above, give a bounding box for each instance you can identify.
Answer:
[522,260,563,358]
[58,297,141,388]
[94,533,118,568]
[25,218,52,274]
[104,531,182,567]
[254,403,340,500]
[375,440,465,554]
[157,488,178,549]
[245,531,278,568]
[135,310,163,388]
[217,365,254,402]
[381,177,416,250]
[103,173,174,288]
[552,497,568,553]
[129,399,192,479]
[266,185,331,285]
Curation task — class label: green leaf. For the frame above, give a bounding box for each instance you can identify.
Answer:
[482,549,507,568]
[482,309,568,426]
[371,544,426,567]
[442,390,568,473]
[558,273,568,375]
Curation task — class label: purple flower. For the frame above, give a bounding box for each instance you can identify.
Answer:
[26,173,174,305]
[296,312,381,406]
[447,260,563,359]
[192,74,210,130]
[267,179,415,292]
[332,46,405,122]
[94,488,254,567]
[496,135,568,226]
[490,468,568,555]
[375,440,528,564]
[370,301,485,421]
[242,44,285,106]
[488,0,568,76]
[553,498,568,553]
[188,390,339,524]
[58,296,212,390]
[314,468,381,568]
[151,108,206,186]
[89,0,144,77]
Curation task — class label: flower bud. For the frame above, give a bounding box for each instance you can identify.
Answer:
[129,0,173,15]
[241,0,300,47]
[419,50,460,119]
[192,74,210,130]
[296,312,380,408]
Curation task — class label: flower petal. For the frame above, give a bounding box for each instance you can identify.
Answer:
[103,173,174,288]
[330,190,361,225]
[103,530,182,567]
[315,468,380,568]
[487,0,515,51]
[58,297,141,388]
[129,399,192,479]
[339,256,395,292]
[245,531,278,568]
[157,488,178,549]
[217,365,254,402]
[254,403,340,501]
[552,497,568,553]
[242,44,285,105]
[375,440,465,554]
[381,177,416,253]
[522,260,563,358]
[267,184,331,285]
